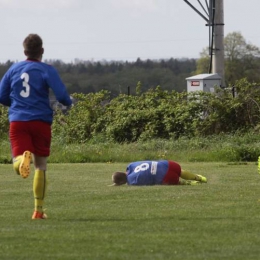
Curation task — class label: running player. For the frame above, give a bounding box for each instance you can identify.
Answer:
[0,34,72,219]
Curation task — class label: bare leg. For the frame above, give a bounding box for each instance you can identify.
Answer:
[33,155,47,170]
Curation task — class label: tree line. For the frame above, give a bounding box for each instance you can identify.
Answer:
[0,58,197,96]
[1,32,260,96]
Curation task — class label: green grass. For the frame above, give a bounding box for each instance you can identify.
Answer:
[1,132,260,164]
[1,162,260,260]
[2,136,260,164]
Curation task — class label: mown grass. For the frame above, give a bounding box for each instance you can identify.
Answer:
[1,162,260,260]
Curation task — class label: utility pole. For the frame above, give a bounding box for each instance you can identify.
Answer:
[212,0,225,86]
[183,0,225,86]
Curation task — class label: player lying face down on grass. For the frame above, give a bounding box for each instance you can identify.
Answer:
[111,160,207,186]
[0,34,72,219]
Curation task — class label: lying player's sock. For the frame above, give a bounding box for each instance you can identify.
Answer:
[181,170,207,183]
[181,170,197,180]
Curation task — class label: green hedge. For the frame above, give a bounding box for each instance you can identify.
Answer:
[54,78,260,143]
[1,78,260,144]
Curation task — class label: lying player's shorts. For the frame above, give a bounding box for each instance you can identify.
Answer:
[162,160,181,185]
[9,121,51,157]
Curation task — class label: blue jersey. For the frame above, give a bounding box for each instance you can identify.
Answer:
[126,160,170,185]
[0,60,72,124]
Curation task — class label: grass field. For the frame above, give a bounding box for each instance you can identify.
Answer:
[1,162,260,260]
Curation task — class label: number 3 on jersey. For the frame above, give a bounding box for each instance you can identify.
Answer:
[20,72,30,98]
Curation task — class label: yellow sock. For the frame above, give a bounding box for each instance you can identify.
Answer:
[13,155,22,175]
[33,169,47,213]
[181,170,199,180]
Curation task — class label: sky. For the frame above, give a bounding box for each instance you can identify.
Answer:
[0,0,259,63]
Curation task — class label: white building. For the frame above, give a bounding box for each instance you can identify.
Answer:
[186,73,222,93]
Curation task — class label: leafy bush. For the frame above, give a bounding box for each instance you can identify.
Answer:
[1,78,260,144]
[52,90,110,143]
[0,105,8,139]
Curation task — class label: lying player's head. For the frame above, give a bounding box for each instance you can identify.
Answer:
[112,172,127,186]
[23,34,44,60]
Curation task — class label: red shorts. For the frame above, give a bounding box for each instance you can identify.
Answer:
[9,121,51,157]
[162,161,181,185]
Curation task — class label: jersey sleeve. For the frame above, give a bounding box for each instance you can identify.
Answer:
[0,71,11,106]
[45,66,72,107]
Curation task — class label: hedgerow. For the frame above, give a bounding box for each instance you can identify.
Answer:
[1,78,260,144]
[0,105,8,139]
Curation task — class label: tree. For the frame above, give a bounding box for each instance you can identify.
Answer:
[194,48,210,75]
[196,31,260,86]
[224,32,260,84]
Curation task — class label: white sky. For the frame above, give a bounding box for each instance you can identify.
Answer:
[0,0,259,63]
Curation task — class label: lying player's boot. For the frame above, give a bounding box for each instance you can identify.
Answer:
[13,155,22,175]
[188,180,201,185]
[196,174,207,183]
[19,151,32,179]
[179,180,201,185]
[32,211,47,220]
